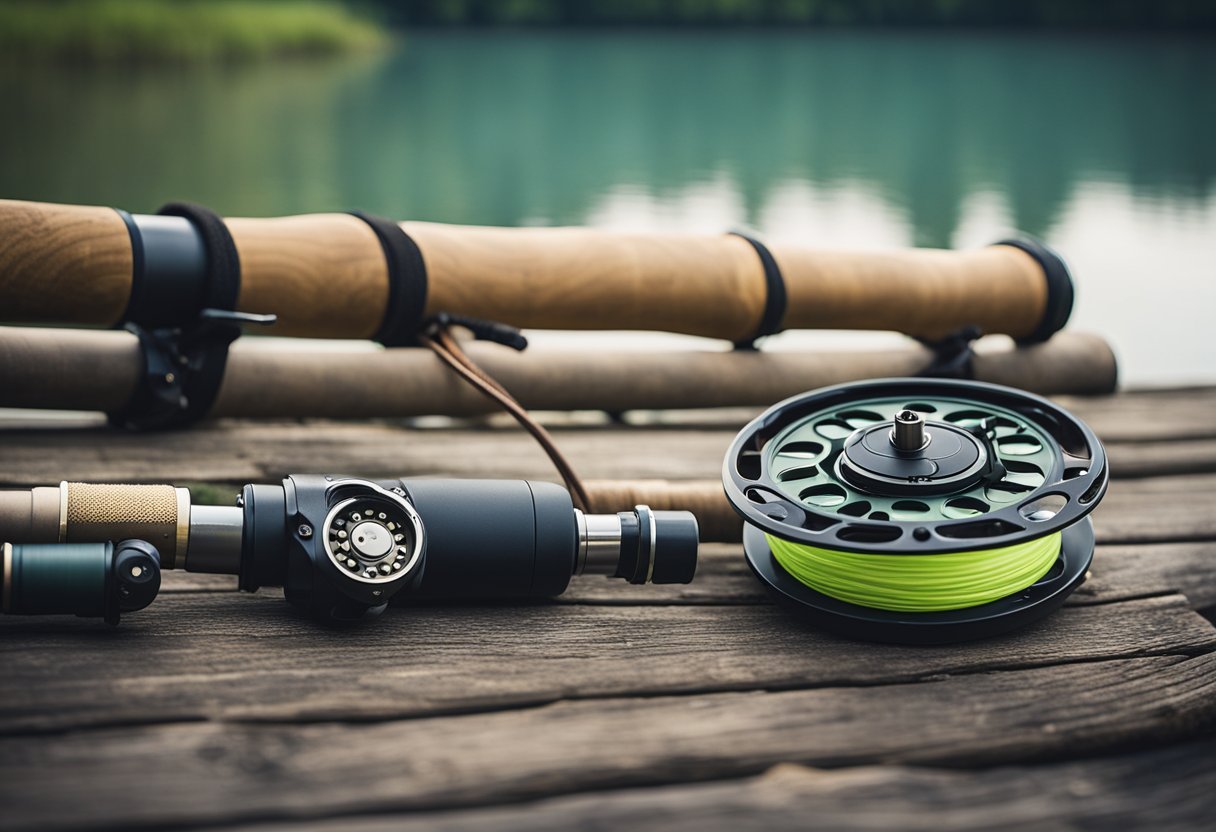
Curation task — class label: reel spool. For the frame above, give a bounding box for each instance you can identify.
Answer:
[723,379,1108,644]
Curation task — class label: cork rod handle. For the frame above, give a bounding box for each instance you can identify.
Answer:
[0,199,1070,342]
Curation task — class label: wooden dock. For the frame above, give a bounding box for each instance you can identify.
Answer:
[1,385,1214,830]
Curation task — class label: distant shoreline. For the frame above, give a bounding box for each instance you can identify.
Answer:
[0,0,387,63]
[2,0,1212,65]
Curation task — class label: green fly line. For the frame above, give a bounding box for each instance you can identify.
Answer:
[765,532,1062,612]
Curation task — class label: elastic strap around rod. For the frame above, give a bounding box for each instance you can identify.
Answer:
[349,212,429,347]
[157,202,242,313]
[729,231,787,350]
[108,203,242,430]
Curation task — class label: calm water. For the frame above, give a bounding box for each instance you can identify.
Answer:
[2,31,1213,385]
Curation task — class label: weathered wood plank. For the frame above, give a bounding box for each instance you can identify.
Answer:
[0,594,1210,734]
[1058,387,1216,442]
[4,386,1216,440]
[219,738,1216,832]
[1,653,1213,832]
[1094,481,1216,544]
[1106,438,1216,478]
[0,412,1214,486]
[1076,542,1216,610]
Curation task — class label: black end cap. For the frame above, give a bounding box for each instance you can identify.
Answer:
[109,540,162,623]
[994,236,1074,345]
[649,510,699,584]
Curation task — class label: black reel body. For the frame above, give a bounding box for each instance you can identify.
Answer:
[723,378,1109,644]
[241,476,699,621]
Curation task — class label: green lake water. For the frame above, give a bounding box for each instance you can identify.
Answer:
[2,31,1213,385]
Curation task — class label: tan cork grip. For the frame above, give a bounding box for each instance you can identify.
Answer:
[406,222,767,342]
[0,200,1058,341]
[227,214,389,338]
[772,243,1047,341]
[0,199,133,326]
[64,483,189,568]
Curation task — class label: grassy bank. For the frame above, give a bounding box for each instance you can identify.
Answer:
[0,0,387,62]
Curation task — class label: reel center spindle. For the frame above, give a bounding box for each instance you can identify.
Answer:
[891,409,927,452]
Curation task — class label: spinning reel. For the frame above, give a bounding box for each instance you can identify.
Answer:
[723,378,1108,644]
[0,477,699,623]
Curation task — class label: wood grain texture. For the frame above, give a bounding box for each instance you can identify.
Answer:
[0,202,1058,341]
[221,739,1216,832]
[409,222,767,341]
[228,214,389,338]
[0,419,1212,487]
[0,199,131,325]
[1061,387,1216,441]
[1,652,1213,831]
[1,593,1209,735]
[4,384,1211,442]
[774,243,1047,340]
[2,386,1214,832]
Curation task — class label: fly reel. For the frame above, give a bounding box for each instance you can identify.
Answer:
[723,378,1109,644]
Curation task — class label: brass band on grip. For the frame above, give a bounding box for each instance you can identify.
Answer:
[0,199,1073,343]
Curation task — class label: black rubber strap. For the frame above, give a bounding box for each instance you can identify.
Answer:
[350,212,429,347]
[157,203,241,313]
[916,325,982,380]
[730,231,787,350]
[108,203,243,430]
[995,237,1074,345]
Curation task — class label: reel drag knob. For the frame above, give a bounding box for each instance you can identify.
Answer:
[324,492,424,584]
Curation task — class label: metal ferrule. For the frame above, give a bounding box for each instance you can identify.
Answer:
[575,511,625,577]
[185,505,244,574]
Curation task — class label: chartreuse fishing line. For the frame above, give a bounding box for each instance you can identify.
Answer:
[723,379,1109,644]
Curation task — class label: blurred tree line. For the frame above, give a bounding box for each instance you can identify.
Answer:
[374,0,1216,28]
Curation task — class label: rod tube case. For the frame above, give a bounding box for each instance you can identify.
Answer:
[0,198,1073,344]
[0,327,1119,420]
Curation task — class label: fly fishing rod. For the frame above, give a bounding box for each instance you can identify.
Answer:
[0,198,1072,346]
[0,326,1117,421]
[0,477,698,623]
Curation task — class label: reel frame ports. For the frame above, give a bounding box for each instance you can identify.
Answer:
[322,487,425,585]
[723,378,1110,644]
